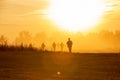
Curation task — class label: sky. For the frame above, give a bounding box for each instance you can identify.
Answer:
[0,0,120,41]
[0,0,58,40]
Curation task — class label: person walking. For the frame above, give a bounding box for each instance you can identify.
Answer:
[66,38,73,53]
[52,42,56,52]
[60,42,64,52]
[41,43,45,51]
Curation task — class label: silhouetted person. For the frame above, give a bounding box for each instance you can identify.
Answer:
[41,43,45,51]
[29,43,32,48]
[52,42,56,52]
[66,38,73,53]
[29,43,33,50]
[60,42,64,52]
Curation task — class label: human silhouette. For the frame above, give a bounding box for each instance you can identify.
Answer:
[60,42,64,52]
[29,43,32,48]
[66,38,73,53]
[52,42,56,52]
[41,43,45,51]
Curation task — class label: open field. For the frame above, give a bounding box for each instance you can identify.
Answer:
[0,51,120,80]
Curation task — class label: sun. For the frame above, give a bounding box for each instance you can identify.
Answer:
[47,0,107,32]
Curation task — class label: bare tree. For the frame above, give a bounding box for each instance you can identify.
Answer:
[33,32,47,47]
[15,31,32,46]
[0,35,7,46]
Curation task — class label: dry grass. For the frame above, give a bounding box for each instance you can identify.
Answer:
[0,51,120,80]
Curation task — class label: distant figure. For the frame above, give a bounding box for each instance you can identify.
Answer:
[29,43,33,50]
[41,43,45,51]
[66,38,73,53]
[29,43,33,48]
[60,42,64,52]
[52,42,56,52]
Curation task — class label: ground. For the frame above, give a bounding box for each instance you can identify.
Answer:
[0,51,120,80]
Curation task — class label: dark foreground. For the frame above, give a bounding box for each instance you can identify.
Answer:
[0,51,120,80]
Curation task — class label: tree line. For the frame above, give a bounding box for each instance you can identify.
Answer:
[0,30,120,52]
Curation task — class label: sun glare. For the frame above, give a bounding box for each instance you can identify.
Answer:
[47,0,107,32]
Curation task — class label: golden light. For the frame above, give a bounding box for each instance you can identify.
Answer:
[57,71,61,75]
[47,0,107,32]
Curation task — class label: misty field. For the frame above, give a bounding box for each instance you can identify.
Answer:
[0,51,120,80]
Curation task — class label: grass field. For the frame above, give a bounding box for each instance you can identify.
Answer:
[0,51,120,80]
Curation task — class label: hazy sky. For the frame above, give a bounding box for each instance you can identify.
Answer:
[0,0,120,41]
[0,0,58,40]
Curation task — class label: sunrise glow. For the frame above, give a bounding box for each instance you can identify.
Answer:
[47,0,107,32]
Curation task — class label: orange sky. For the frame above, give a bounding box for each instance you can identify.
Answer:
[0,0,120,41]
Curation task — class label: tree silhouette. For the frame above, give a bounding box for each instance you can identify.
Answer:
[0,35,7,46]
[15,31,32,46]
[33,32,47,47]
